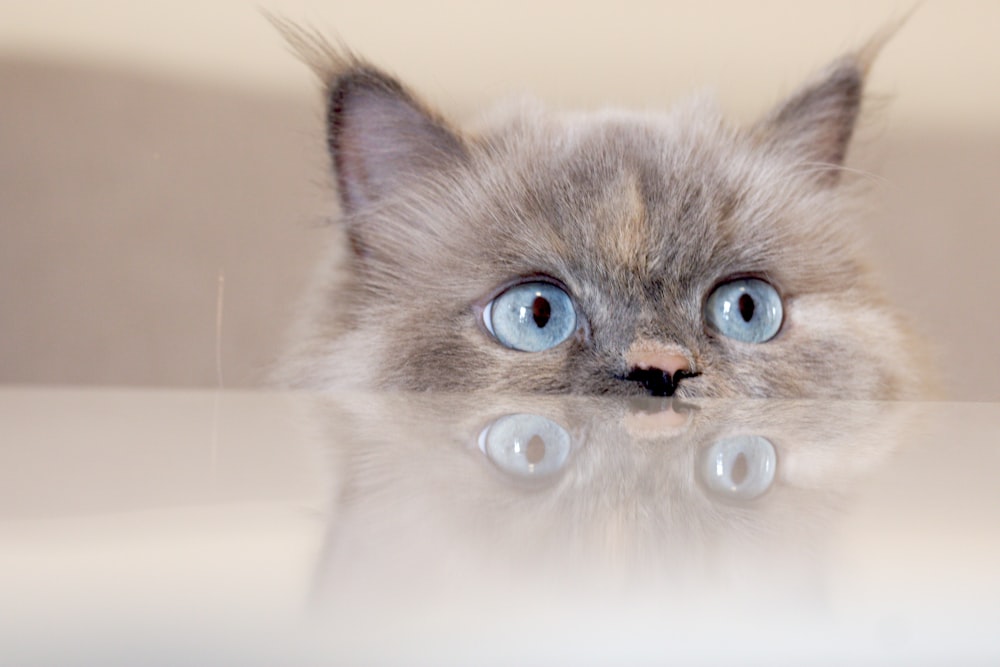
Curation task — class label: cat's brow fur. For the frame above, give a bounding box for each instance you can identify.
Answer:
[275,23,924,399]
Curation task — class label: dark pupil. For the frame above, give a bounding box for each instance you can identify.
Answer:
[525,434,546,464]
[738,293,755,322]
[731,452,749,485]
[532,296,551,328]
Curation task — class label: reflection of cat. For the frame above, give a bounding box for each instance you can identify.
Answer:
[278,27,923,399]
[309,393,914,611]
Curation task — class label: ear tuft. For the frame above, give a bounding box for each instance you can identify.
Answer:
[268,15,467,212]
[752,17,909,186]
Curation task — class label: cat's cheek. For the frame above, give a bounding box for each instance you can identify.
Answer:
[780,297,834,337]
[689,335,803,398]
[762,296,916,399]
[572,320,592,347]
[459,333,579,393]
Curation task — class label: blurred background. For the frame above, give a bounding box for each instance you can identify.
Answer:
[1,0,997,399]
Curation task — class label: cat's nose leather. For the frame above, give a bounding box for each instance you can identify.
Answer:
[623,342,695,397]
[629,353,690,378]
[625,343,691,378]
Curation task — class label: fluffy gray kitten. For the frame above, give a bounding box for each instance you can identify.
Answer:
[279,29,922,399]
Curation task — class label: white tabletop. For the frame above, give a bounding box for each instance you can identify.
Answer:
[1,388,997,665]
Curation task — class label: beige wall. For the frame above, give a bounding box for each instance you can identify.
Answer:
[4,1,1000,131]
[2,1,998,398]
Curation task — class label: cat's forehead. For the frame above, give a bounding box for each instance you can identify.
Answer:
[454,101,861,296]
[472,108,767,249]
[478,97,734,176]
[476,100,772,230]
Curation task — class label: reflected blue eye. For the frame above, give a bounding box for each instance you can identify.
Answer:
[477,414,572,478]
[482,281,577,352]
[705,278,783,343]
[699,434,777,501]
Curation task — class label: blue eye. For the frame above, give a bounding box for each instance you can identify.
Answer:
[705,278,783,343]
[699,434,777,501]
[477,413,572,479]
[482,281,577,352]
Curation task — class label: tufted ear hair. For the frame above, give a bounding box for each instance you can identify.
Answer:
[750,24,902,186]
[272,18,467,213]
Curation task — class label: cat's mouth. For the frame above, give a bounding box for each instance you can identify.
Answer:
[623,396,697,439]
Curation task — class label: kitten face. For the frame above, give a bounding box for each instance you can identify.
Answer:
[279,34,921,399]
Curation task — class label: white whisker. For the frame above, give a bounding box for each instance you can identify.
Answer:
[211,269,225,477]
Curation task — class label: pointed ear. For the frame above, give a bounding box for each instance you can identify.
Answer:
[750,14,911,184]
[324,62,467,212]
[753,18,912,185]
[267,18,467,212]
[752,53,870,185]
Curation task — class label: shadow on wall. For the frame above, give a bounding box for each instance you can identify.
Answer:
[0,59,329,388]
[1,58,998,400]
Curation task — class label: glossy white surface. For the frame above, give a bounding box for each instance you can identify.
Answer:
[2,388,998,665]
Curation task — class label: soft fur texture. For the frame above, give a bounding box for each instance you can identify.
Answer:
[278,28,923,399]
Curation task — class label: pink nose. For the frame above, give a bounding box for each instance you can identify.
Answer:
[626,342,692,378]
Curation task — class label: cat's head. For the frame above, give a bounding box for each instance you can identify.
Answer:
[281,32,922,399]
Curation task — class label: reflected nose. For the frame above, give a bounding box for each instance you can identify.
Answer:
[624,344,695,397]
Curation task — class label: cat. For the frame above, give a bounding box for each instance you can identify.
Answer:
[276,24,924,399]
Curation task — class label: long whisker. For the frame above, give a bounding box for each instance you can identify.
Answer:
[791,161,891,186]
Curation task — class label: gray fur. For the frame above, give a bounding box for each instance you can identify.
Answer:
[278,31,923,399]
